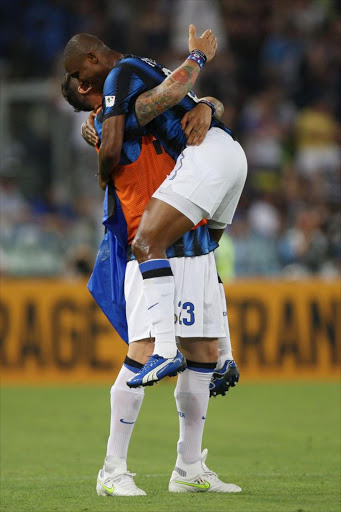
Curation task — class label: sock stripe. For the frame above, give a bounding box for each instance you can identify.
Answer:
[186,360,217,369]
[141,267,173,279]
[139,259,171,273]
[186,360,217,373]
[123,356,144,374]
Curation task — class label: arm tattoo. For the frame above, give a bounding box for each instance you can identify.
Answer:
[200,96,224,120]
[136,61,200,126]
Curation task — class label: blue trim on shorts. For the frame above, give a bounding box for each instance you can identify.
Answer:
[169,151,184,181]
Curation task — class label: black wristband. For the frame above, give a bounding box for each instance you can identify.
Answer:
[198,99,216,116]
[187,49,207,69]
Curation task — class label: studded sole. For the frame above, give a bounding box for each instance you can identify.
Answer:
[209,367,240,397]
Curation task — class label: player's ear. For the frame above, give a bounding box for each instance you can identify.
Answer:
[87,52,98,64]
[78,82,92,95]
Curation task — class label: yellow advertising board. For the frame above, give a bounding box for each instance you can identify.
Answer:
[1,279,340,384]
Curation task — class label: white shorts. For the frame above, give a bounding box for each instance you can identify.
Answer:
[153,128,247,229]
[124,252,225,343]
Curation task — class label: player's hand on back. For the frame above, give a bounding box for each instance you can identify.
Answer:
[188,24,218,63]
[81,111,99,147]
[181,102,212,146]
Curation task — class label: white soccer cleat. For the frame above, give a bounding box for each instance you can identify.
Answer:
[168,449,242,493]
[96,456,146,497]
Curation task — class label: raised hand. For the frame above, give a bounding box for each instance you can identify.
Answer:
[188,24,218,63]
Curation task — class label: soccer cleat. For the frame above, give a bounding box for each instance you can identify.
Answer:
[96,456,146,497]
[209,359,240,397]
[127,350,187,388]
[169,449,242,493]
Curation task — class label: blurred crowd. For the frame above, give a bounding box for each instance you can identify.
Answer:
[0,0,340,278]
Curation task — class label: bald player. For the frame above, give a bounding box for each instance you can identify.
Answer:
[63,27,244,496]
[63,27,246,391]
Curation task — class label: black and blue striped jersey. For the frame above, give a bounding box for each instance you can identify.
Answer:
[94,106,145,165]
[94,108,218,260]
[95,55,221,260]
[101,54,233,162]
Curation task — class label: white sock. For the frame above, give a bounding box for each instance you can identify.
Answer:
[106,364,145,462]
[217,281,233,367]
[139,259,177,358]
[174,365,214,467]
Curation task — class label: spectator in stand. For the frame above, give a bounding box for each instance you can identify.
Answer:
[278,207,329,276]
[294,21,339,109]
[0,169,29,223]
[227,214,280,277]
[0,0,339,279]
[295,95,341,176]
[261,17,305,94]
[239,84,296,190]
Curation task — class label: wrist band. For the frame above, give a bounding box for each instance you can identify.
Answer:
[198,99,216,116]
[187,49,207,69]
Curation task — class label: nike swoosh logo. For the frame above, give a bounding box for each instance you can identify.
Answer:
[97,480,114,494]
[148,302,159,310]
[202,415,206,420]
[120,419,136,424]
[174,480,210,490]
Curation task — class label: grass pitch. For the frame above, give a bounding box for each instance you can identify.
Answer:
[1,381,340,512]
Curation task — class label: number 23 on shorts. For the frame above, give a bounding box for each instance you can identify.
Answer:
[177,301,195,326]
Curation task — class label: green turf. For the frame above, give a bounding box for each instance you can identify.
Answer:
[1,382,340,512]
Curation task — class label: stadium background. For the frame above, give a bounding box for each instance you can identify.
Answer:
[1,0,340,383]
[0,2,340,511]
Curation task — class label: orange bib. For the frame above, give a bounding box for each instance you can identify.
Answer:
[113,135,175,243]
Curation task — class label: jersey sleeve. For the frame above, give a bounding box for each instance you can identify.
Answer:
[102,64,146,121]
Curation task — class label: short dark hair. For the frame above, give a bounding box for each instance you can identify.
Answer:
[64,33,106,63]
[61,73,92,112]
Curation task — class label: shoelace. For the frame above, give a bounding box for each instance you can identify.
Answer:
[202,469,219,480]
[201,460,221,481]
[105,471,139,490]
[129,356,161,380]
[145,352,180,368]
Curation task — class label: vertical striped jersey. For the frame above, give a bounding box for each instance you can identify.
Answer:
[100,54,233,162]
[94,54,222,259]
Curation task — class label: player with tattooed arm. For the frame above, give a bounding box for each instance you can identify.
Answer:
[63,25,244,496]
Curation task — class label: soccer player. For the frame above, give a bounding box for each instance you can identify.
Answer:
[63,74,238,398]
[63,77,240,495]
[69,75,239,390]
[63,26,247,389]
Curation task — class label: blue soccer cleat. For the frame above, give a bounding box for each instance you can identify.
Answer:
[209,360,240,397]
[127,350,187,388]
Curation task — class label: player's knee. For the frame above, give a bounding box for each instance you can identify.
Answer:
[206,343,218,362]
[179,338,218,362]
[194,346,218,363]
